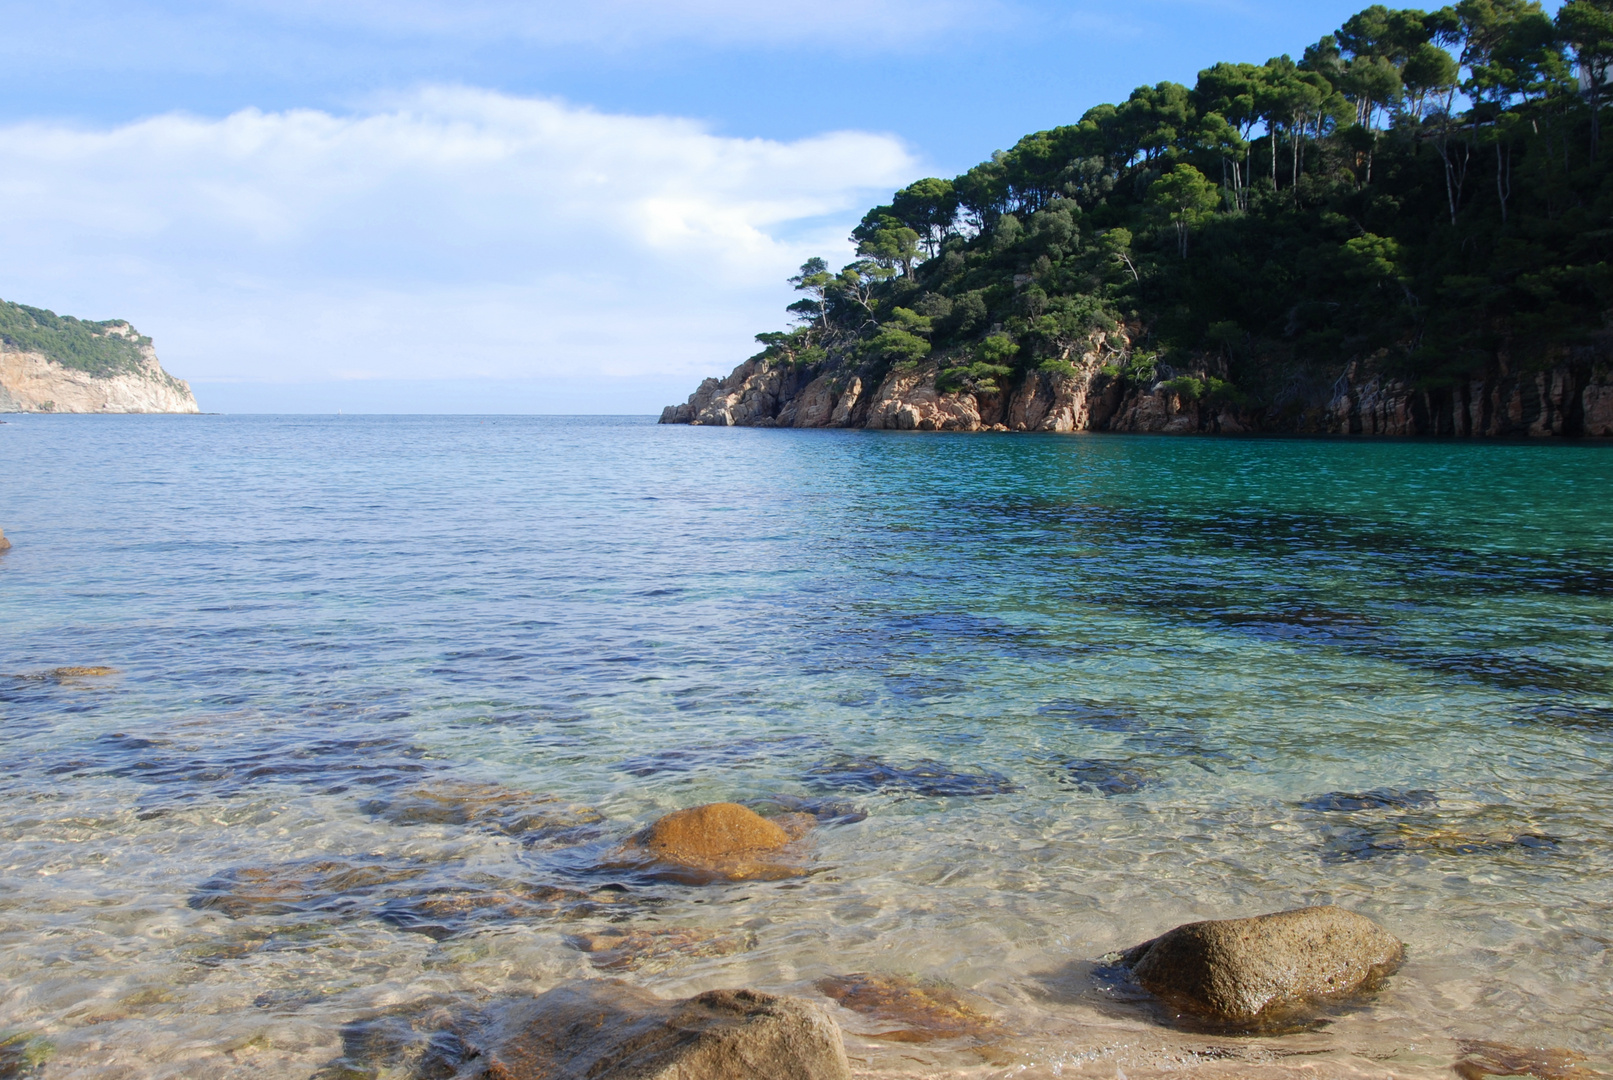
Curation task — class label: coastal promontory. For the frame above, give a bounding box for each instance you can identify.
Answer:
[0,298,199,414]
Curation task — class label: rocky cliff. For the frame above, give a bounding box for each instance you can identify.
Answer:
[0,321,199,414]
[661,333,1613,439]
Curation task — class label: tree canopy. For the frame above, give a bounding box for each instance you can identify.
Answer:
[748,2,1613,409]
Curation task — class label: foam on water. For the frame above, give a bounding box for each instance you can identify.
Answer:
[1,415,1610,1078]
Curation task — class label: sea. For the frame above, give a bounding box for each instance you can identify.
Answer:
[2,414,1610,1079]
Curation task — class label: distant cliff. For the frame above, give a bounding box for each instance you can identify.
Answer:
[661,331,1613,438]
[0,299,199,414]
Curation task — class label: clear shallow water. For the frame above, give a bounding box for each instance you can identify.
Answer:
[1,415,1611,1078]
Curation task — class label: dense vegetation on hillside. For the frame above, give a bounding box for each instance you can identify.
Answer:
[760,1,1613,407]
[0,298,151,377]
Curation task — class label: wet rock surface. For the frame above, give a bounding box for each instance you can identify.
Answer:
[615,802,810,882]
[361,780,602,841]
[1119,906,1404,1032]
[807,756,1018,798]
[565,926,756,972]
[1453,1039,1605,1080]
[443,981,853,1080]
[816,973,1002,1044]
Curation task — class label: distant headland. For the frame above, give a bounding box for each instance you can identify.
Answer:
[664,3,1613,438]
[0,298,199,414]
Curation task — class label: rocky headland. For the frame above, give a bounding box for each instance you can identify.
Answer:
[0,298,199,414]
[661,337,1613,438]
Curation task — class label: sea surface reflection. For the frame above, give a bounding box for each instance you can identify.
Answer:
[1,415,1610,1078]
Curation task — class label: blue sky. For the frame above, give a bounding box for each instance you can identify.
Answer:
[0,0,1563,413]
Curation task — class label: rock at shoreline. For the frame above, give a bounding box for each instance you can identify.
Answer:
[816,973,1002,1044]
[1119,905,1404,1031]
[615,802,810,882]
[454,981,852,1080]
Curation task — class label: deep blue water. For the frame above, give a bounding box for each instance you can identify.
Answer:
[2,415,1610,1077]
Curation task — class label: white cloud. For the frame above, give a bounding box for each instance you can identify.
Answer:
[0,88,920,408]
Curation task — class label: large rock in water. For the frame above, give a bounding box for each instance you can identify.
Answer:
[615,802,809,881]
[1120,905,1404,1030]
[460,981,852,1080]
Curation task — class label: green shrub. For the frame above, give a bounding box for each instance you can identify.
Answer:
[0,299,149,378]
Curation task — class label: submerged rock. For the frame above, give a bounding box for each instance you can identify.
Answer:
[815,973,1002,1044]
[1454,1039,1602,1080]
[1119,905,1404,1031]
[807,757,1017,798]
[1319,809,1557,863]
[1299,788,1437,813]
[615,802,810,882]
[453,981,852,1080]
[190,857,431,918]
[45,666,118,679]
[746,793,868,826]
[362,780,602,841]
[1058,758,1157,795]
[566,926,756,972]
[378,880,625,940]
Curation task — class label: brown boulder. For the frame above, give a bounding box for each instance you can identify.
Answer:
[0,529,10,552]
[617,802,807,881]
[462,981,851,1080]
[1120,905,1403,1031]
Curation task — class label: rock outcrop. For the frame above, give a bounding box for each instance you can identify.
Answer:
[661,334,1613,438]
[0,529,9,553]
[0,323,199,414]
[455,981,853,1080]
[1118,905,1404,1031]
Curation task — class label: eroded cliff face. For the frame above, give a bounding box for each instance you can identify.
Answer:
[661,333,1613,438]
[0,326,199,414]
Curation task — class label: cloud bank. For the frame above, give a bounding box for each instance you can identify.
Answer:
[0,89,919,410]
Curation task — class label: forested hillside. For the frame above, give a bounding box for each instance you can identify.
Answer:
[751,1,1613,415]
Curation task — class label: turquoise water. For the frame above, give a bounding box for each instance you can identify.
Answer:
[2,415,1611,1078]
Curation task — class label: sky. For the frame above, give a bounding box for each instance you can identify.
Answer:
[0,0,1563,413]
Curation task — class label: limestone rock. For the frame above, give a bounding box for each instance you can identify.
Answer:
[1120,905,1404,1030]
[0,322,199,414]
[460,981,852,1080]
